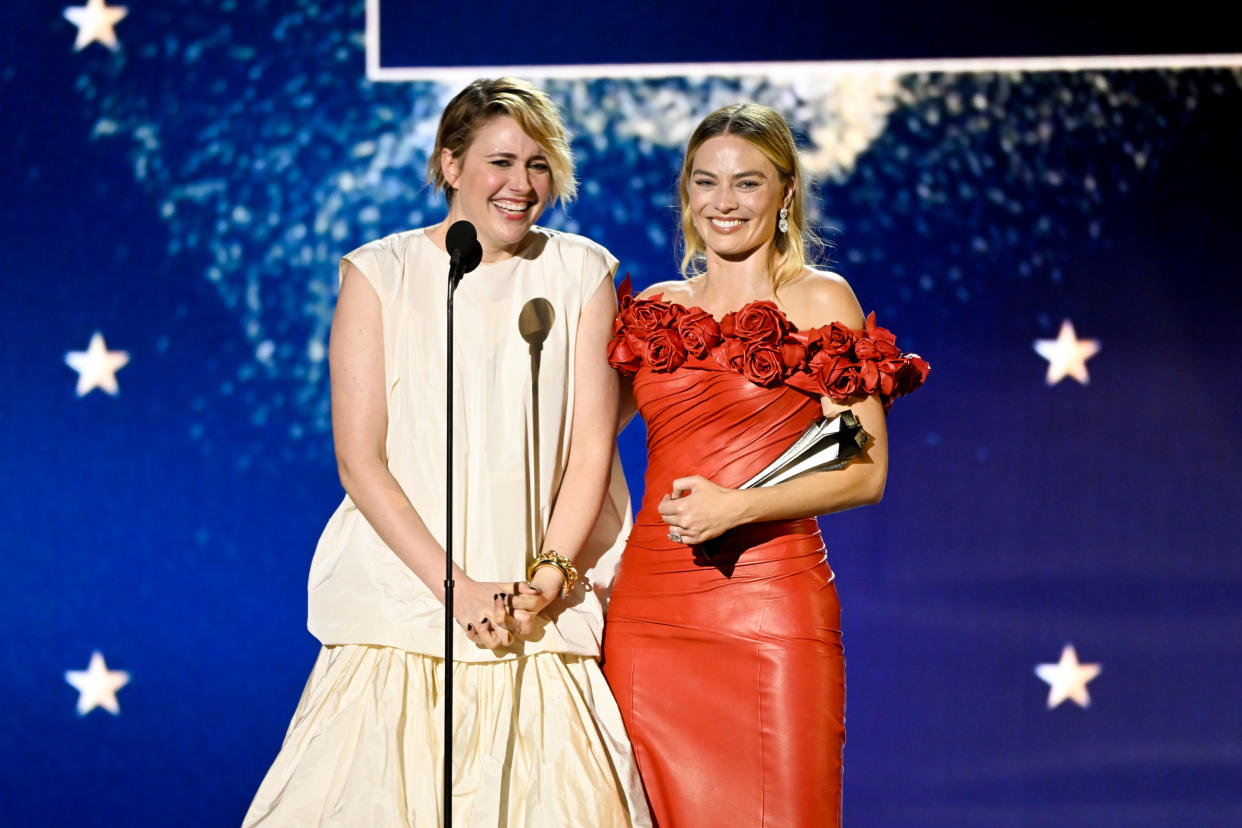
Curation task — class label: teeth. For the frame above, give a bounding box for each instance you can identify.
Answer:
[711,218,742,228]
[494,200,529,215]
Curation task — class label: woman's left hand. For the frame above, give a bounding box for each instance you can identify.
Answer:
[504,568,562,636]
[658,475,741,545]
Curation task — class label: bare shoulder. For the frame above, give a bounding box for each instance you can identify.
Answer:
[779,268,865,329]
[637,278,695,303]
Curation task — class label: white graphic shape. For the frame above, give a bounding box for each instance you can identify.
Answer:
[65,332,130,396]
[65,651,131,715]
[1035,644,1101,709]
[1034,319,1100,386]
[63,0,129,52]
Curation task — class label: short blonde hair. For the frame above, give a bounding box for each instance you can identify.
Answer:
[678,103,817,289]
[427,77,577,207]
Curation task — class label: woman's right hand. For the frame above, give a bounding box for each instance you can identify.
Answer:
[452,577,522,650]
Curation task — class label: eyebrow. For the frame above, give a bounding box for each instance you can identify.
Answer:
[485,151,548,161]
[691,169,767,180]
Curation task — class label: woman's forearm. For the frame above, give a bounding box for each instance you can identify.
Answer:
[734,393,888,526]
[338,455,459,602]
[731,458,886,526]
[662,393,890,544]
[541,442,613,561]
[541,275,623,564]
[731,393,888,526]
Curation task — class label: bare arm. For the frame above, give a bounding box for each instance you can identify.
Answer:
[510,276,620,623]
[543,277,622,557]
[617,378,638,432]
[657,271,889,544]
[330,260,513,647]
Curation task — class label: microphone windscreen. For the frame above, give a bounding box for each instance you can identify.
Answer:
[446,220,477,254]
[460,240,483,275]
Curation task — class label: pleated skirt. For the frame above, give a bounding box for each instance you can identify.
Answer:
[243,645,651,827]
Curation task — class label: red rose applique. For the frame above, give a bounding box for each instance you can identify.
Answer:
[606,288,928,408]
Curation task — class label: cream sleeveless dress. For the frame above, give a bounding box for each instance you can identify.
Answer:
[243,227,650,827]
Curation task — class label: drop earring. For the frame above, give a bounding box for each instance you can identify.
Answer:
[778,207,789,234]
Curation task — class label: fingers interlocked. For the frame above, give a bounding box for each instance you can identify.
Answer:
[465,592,516,649]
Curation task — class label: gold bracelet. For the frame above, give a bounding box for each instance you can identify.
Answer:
[527,549,578,597]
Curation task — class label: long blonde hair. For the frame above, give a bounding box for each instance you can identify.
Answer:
[678,103,817,288]
[427,77,577,207]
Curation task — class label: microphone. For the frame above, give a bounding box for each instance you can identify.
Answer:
[446,220,483,290]
[518,298,555,557]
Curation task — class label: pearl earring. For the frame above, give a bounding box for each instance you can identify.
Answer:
[778,207,789,234]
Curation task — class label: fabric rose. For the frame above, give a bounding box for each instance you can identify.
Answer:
[676,309,722,359]
[643,328,687,372]
[779,335,809,371]
[875,358,907,396]
[615,273,635,306]
[741,342,784,387]
[607,334,642,376]
[719,301,790,344]
[861,311,897,345]
[858,357,880,391]
[847,311,904,396]
[898,354,930,395]
[819,321,856,357]
[809,353,864,401]
[620,296,677,344]
[854,336,901,362]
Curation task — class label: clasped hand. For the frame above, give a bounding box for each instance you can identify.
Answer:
[453,571,561,651]
[658,474,740,546]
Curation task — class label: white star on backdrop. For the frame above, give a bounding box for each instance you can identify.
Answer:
[62,0,129,52]
[1033,319,1100,386]
[1035,644,1101,709]
[64,332,130,396]
[65,651,131,716]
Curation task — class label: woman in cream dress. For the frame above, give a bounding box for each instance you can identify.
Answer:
[243,78,649,827]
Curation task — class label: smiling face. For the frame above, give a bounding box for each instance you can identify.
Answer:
[441,115,553,261]
[686,134,792,265]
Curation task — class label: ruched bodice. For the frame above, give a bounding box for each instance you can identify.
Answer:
[624,367,827,598]
[633,366,822,518]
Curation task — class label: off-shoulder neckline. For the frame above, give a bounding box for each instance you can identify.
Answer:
[640,291,831,332]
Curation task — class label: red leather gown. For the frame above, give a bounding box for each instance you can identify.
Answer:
[603,364,846,827]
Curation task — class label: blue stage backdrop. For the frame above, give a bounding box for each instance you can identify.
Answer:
[2,2,1240,826]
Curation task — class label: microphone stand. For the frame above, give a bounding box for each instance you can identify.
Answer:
[442,221,479,828]
[444,244,459,828]
[518,299,555,557]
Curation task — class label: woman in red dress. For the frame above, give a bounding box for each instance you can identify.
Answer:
[602,103,928,827]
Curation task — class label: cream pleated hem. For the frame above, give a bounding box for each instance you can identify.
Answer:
[243,645,651,828]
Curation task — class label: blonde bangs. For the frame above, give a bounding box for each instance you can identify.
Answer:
[500,95,577,206]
